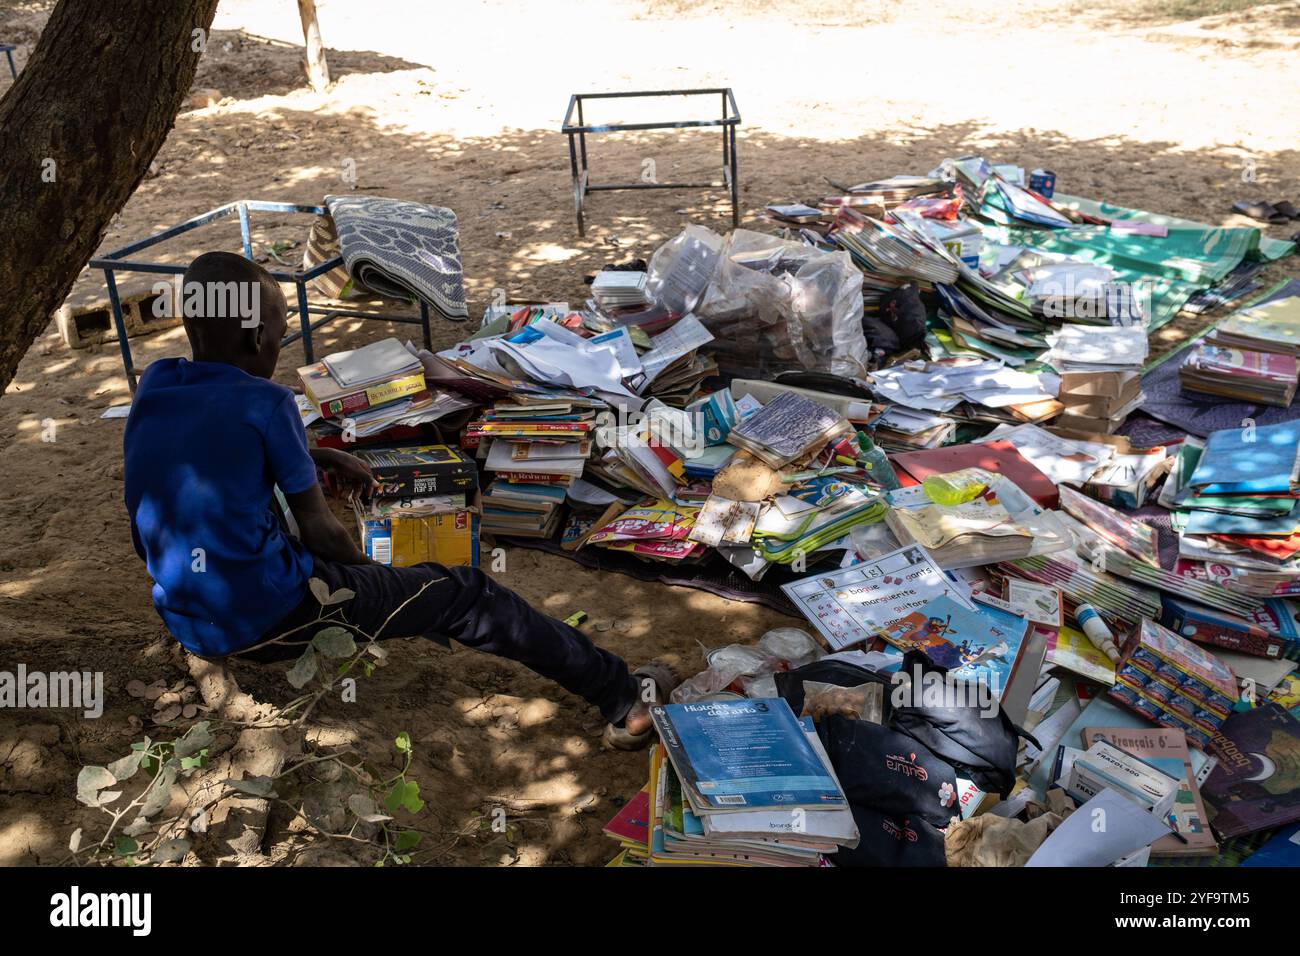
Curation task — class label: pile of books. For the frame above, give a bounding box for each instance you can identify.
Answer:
[350,444,481,567]
[603,699,857,866]
[1044,324,1148,375]
[1179,343,1297,407]
[885,495,1037,568]
[468,396,601,538]
[1164,424,1300,599]
[725,390,851,468]
[1055,369,1143,434]
[299,337,428,432]
[1205,295,1300,356]
[872,406,956,451]
[590,271,651,312]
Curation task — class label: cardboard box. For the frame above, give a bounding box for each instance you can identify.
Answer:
[356,493,480,568]
[1108,619,1239,750]
[1066,740,1180,819]
[1161,596,1289,660]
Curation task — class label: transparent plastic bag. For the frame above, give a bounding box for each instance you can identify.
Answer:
[694,229,867,379]
[647,224,724,315]
[670,627,825,704]
[799,681,884,724]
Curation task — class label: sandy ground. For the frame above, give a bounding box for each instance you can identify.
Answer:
[0,0,1298,866]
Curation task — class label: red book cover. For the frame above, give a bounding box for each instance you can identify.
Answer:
[891,439,1059,508]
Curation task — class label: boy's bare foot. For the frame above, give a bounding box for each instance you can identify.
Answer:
[622,701,653,737]
[602,659,680,751]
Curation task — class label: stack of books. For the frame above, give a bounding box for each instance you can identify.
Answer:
[467,396,601,538]
[1205,296,1300,356]
[1166,422,1300,598]
[1179,343,1298,407]
[726,390,850,468]
[872,406,956,451]
[350,444,481,567]
[1045,324,1148,375]
[885,498,1037,568]
[298,337,430,430]
[1055,370,1143,434]
[590,271,651,313]
[630,699,856,866]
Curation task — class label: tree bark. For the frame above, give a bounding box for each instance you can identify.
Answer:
[0,0,219,397]
[297,0,330,93]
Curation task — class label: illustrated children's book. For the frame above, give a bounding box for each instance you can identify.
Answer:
[879,594,1031,701]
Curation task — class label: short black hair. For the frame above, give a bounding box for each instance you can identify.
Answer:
[180,251,286,355]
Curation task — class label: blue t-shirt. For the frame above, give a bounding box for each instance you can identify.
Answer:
[124,358,318,656]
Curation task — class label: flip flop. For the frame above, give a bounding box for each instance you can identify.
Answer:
[1274,201,1300,220]
[602,658,681,751]
[1232,200,1290,224]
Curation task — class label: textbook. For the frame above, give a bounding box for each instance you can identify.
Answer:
[782,544,974,650]
[1081,726,1218,858]
[650,699,848,814]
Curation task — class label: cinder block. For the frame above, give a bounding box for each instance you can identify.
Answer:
[56,283,181,350]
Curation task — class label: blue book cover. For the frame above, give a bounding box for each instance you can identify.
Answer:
[650,700,846,812]
[880,594,1030,700]
[1188,420,1300,495]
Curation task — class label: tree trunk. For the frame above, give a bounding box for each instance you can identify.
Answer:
[297,0,330,93]
[0,0,219,397]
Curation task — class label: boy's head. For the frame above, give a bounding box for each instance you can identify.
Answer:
[180,251,288,378]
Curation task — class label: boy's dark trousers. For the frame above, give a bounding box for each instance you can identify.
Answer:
[235,559,641,725]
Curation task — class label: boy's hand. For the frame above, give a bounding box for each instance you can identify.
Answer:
[310,448,380,499]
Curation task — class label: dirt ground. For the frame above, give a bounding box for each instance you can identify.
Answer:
[1,0,1298,866]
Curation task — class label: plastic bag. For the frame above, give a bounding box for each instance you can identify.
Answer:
[800,681,884,723]
[694,229,868,380]
[671,627,825,704]
[647,224,724,315]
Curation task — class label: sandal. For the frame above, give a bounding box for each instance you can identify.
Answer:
[1232,200,1290,224]
[1274,200,1300,221]
[602,658,681,751]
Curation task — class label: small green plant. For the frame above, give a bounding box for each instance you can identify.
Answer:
[68,576,436,866]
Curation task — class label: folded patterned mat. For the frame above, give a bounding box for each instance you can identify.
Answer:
[304,195,469,322]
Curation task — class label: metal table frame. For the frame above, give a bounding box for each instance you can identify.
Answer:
[0,43,17,80]
[561,88,740,237]
[87,200,433,393]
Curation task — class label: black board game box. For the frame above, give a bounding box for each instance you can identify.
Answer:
[353,444,478,497]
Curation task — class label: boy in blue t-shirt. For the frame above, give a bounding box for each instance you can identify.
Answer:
[124,252,666,749]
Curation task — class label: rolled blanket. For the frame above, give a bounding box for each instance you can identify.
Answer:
[323,195,469,322]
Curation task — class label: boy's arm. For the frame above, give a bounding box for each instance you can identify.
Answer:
[284,484,371,565]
